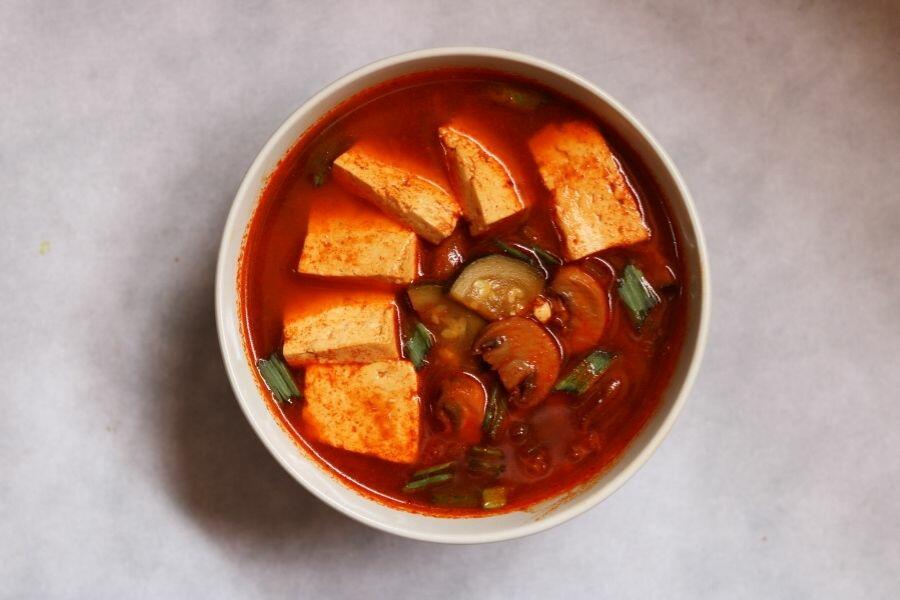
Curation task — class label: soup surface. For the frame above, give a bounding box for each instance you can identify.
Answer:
[240,69,688,515]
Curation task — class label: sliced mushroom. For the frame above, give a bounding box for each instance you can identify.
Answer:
[435,373,487,444]
[550,265,609,354]
[474,316,561,407]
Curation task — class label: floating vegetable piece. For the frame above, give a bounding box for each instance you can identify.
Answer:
[617,264,660,329]
[481,486,508,509]
[495,240,531,263]
[551,265,609,354]
[411,461,456,479]
[306,136,352,187]
[436,374,487,443]
[467,445,505,478]
[475,317,561,407]
[481,385,508,442]
[485,85,545,110]
[554,350,616,395]
[494,239,561,273]
[402,473,453,492]
[256,353,302,404]
[450,255,544,320]
[404,321,434,370]
[402,461,456,493]
[430,487,481,508]
[531,245,562,266]
[408,284,485,364]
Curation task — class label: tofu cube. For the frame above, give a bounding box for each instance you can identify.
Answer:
[333,146,459,244]
[439,124,525,235]
[298,193,418,284]
[283,291,399,365]
[529,121,650,259]
[303,360,420,464]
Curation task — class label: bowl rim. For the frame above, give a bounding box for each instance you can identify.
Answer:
[215,46,710,543]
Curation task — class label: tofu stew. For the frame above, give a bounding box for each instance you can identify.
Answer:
[240,69,688,515]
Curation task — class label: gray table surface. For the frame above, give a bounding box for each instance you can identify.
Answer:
[2,1,898,598]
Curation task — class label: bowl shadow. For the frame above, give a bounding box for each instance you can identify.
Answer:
[155,245,395,555]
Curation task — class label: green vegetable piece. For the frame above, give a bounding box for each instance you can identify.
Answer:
[481,384,507,441]
[467,458,505,477]
[470,446,504,458]
[487,392,507,441]
[617,264,661,329]
[305,136,351,188]
[531,245,561,266]
[467,444,505,478]
[402,472,453,493]
[481,486,508,510]
[495,240,531,263]
[411,461,455,479]
[430,488,481,508]
[404,321,433,370]
[486,85,544,110]
[256,353,301,404]
[481,385,496,432]
[495,239,561,273]
[554,350,616,395]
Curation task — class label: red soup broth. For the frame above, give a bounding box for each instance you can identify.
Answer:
[239,69,688,515]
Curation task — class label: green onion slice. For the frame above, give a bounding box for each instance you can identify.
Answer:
[487,391,507,442]
[430,488,481,508]
[481,486,508,510]
[404,321,433,370]
[402,473,453,493]
[256,353,301,404]
[481,384,507,441]
[411,461,455,479]
[554,350,616,395]
[486,85,545,110]
[467,445,505,478]
[494,240,531,263]
[531,245,561,266]
[494,239,561,272]
[305,136,351,188]
[470,446,504,458]
[617,264,661,329]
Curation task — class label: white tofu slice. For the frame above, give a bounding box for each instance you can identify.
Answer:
[529,121,650,259]
[303,360,420,464]
[439,124,525,235]
[282,290,399,365]
[298,193,418,284]
[332,146,459,244]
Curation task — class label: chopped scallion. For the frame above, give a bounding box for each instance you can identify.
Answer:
[401,472,453,493]
[487,392,507,441]
[467,445,505,478]
[256,353,301,404]
[470,446,504,458]
[481,486,508,510]
[481,384,507,441]
[486,85,545,110]
[554,350,616,395]
[494,240,531,263]
[430,488,481,508]
[411,461,455,479]
[617,264,661,329]
[305,137,351,188]
[494,239,561,272]
[531,245,561,266]
[404,321,433,370]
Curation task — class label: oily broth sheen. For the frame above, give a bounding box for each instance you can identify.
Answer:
[239,69,688,515]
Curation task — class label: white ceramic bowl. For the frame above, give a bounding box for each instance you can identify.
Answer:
[215,47,709,544]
